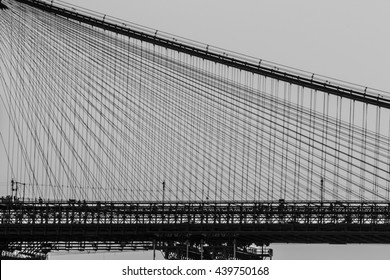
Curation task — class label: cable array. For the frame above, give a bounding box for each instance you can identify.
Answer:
[0,0,389,202]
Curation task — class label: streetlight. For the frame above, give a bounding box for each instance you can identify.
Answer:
[162,181,166,204]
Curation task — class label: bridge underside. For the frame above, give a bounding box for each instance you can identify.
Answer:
[2,223,389,260]
[2,223,390,244]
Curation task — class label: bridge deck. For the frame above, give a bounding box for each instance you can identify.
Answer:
[1,201,390,244]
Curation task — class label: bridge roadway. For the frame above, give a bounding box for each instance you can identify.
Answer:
[1,200,390,245]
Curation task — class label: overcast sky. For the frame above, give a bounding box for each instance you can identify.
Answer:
[1,0,390,260]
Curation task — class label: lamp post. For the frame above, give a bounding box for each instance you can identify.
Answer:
[162,181,165,204]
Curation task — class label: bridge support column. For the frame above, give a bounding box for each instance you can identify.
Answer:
[233,239,236,259]
[185,240,189,260]
[200,239,204,260]
[153,239,156,260]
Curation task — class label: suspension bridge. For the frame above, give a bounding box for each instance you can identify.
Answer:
[0,0,390,260]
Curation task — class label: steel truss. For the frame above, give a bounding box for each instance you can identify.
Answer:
[1,200,390,259]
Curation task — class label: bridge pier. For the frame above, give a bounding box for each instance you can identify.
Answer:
[152,239,156,260]
[233,239,236,259]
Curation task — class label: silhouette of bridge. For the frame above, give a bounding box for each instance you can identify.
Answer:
[0,0,390,259]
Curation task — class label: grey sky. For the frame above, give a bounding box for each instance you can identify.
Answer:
[2,0,390,260]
